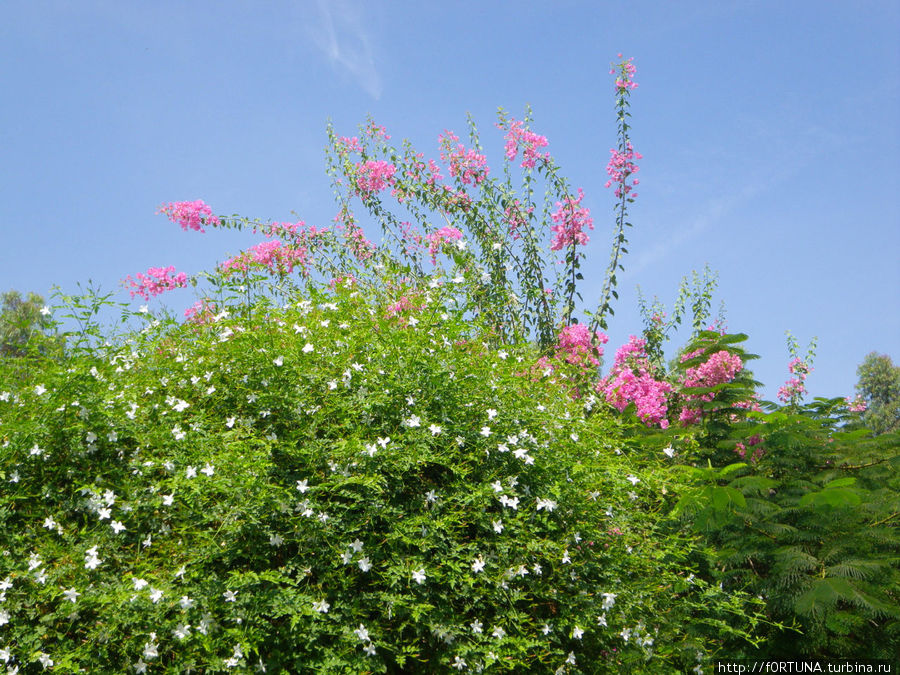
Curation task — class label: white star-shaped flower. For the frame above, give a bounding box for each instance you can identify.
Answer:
[572,626,584,639]
[411,568,426,584]
[358,557,372,572]
[223,590,237,602]
[663,446,675,458]
[626,474,640,485]
[62,587,80,603]
[601,592,617,610]
[312,599,330,613]
[110,520,126,533]
[149,588,163,603]
[302,343,314,353]
[201,463,214,476]
[471,557,485,573]
[354,624,370,642]
[492,520,503,533]
[471,619,483,634]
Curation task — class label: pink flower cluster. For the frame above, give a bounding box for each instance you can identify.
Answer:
[124,266,188,300]
[735,434,764,461]
[604,141,641,199]
[424,226,463,264]
[777,357,812,404]
[597,336,672,428]
[355,160,397,197]
[556,324,608,369]
[611,55,638,91]
[439,131,489,186]
[221,240,311,277]
[503,119,549,169]
[550,188,593,251]
[678,349,744,424]
[158,200,219,233]
[845,395,867,413]
[184,299,217,325]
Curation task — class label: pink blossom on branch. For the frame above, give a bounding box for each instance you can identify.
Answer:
[220,240,312,277]
[604,142,642,199]
[610,55,638,91]
[596,336,672,428]
[502,119,549,169]
[158,200,219,233]
[550,188,593,251]
[424,226,463,264]
[124,266,188,300]
[439,131,490,186]
[354,160,397,197]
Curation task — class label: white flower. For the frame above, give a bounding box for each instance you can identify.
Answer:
[491,626,506,639]
[173,624,191,640]
[133,578,149,590]
[38,652,54,668]
[425,490,437,504]
[486,408,498,419]
[601,592,617,610]
[142,636,159,660]
[428,424,442,435]
[561,549,571,564]
[340,551,353,565]
[566,652,577,665]
[273,356,283,367]
[541,623,552,635]
[0,610,9,626]
[597,614,607,627]
[363,642,376,656]
[180,595,194,609]
[572,626,584,639]
[471,557,485,573]
[226,416,236,428]
[499,495,519,510]
[312,599,330,613]
[186,466,197,478]
[492,520,503,533]
[663,446,675,458]
[149,588,164,603]
[412,568,426,584]
[480,426,492,437]
[173,399,189,412]
[358,557,372,572]
[302,343,314,353]
[40,305,51,316]
[626,474,640,486]
[110,520,126,534]
[35,385,47,395]
[97,507,111,520]
[133,658,148,673]
[470,619,483,634]
[354,624,370,642]
[269,534,283,547]
[223,590,238,602]
[62,587,80,603]
[201,463,214,476]
[84,554,102,570]
[296,479,309,493]
[403,415,421,428]
[350,538,365,552]
[536,498,557,512]
[172,426,186,440]
[453,655,467,670]
[162,494,174,506]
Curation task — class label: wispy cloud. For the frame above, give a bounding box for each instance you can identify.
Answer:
[311,0,382,99]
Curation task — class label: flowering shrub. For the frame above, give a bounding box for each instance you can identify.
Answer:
[597,336,672,428]
[0,284,765,673]
[158,200,220,233]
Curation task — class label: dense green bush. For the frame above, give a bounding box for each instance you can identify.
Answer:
[0,284,767,673]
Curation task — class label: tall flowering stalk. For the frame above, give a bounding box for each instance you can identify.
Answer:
[590,55,641,334]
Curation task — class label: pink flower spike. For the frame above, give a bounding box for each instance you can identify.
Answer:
[124,266,189,301]
[158,200,219,233]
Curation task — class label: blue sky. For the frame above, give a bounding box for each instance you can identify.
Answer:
[2,1,898,402]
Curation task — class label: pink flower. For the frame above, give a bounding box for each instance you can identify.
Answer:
[556,324,607,368]
[124,266,188,300]
[221,240,311,277]
[184,299,217,325]
[596,336,672,428]
[845,395,867,413]
[158,200,219,233]
[610,56,638,91]
[504,200,533,240]
[604,142,642,199]
[439,131,490,186]
[550,188,593,251]
[355,160,397,197]
[424,226,463,264]
[502,120,549,169]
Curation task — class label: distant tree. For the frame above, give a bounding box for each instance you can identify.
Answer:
[0,289,57,358]
[855,352,900,435]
